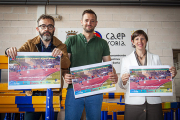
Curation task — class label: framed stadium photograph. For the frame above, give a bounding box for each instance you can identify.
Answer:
[70,61,116,98]
[129,65,173,96]
[8,52,61,89]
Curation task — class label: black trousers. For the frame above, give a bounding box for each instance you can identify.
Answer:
[124,101,163,120]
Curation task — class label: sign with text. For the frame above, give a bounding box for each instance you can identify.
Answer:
[58,28,147,73]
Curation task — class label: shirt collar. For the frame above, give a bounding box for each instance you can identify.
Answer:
[40,39,52,47]
[79,33,96,43]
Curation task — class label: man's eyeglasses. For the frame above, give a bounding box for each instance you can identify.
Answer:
[38,24,54,30]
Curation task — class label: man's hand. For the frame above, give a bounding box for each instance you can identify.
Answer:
[109,73,118,84]
[169,66,177,78]
[64,73,75,84]
[6,47,17,59]
[121,73,130,85]
[52,48,63,57]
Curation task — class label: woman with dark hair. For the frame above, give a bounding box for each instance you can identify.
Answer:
[119,30,177,120]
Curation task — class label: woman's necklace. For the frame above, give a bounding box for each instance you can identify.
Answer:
[136,51,146,60]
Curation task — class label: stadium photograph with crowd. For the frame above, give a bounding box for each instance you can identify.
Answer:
[129,68,172,90]
[71,64,115,94]
[9,56,61,85]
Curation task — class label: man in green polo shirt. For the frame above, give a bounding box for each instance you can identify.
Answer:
[63,9,118,120]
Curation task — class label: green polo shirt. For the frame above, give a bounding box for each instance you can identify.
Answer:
[65,33,110,88]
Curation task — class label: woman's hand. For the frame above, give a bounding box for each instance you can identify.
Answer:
[169,67,177,78]
[121,73,130,85]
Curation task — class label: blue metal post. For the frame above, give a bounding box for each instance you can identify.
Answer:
[101,111,104,120]
[20,113,22,120]
[10,113,12,120]
[103,111,107,120]
[164,112,167,120]
[170,109,173,120]
[12,113,15,120]
[120,95,122,103]
[178,108,180,120]
[113,112,117,120]
[20,113,24,120]
[10,113,14,120]
[175,109,177,120]
[50,90,54,120]
[45,88,52,120]
[167,112,171,120]
[4,113,11,120]
[4,113,7,120]
[8,113,11,120]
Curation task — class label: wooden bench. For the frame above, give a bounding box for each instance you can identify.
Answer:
[0,83,61,113]
[101,101,125,120]
[100,101,180,120]
[162,102,180,120]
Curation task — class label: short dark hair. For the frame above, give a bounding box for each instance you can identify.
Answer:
[37,14,55,26]
[82,9,97,20]
[132,30,148,48]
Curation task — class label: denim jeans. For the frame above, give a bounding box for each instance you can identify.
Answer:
[65,88,103,120]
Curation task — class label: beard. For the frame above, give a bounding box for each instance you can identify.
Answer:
[39,31,54,41]
[83,25,94,33]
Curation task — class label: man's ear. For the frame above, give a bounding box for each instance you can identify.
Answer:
[95,21,98,27]
[80,20,83,26]
[36,27,39,32]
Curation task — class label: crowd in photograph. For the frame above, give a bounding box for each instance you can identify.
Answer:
[130,70,171,82]
[9,57,60,72]
[73,65,112,83]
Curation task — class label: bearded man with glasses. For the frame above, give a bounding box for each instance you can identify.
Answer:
[5,14,70,120]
